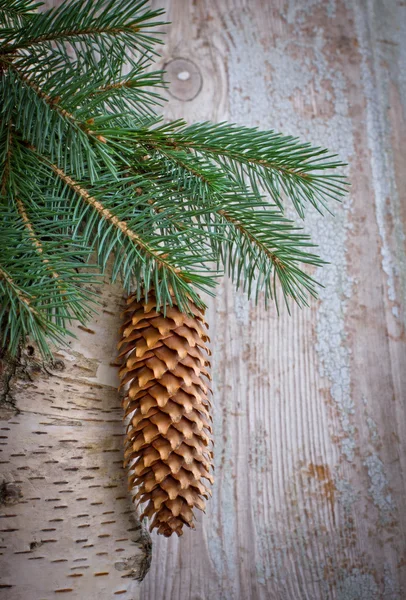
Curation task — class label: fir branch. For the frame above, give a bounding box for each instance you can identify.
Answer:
[0,120,12,196]
[15,196,59,281]
[0,0,39,28]
[50,162,184,275]
[47,160,215,311]
[0,0,348,357]
[174,122,347,208]
[0,262,65,357]
[107,122,347,217]
[128,155,324,307]
[0,206,98,354]
[9,64,76,121]
[215,207,322,308]
[1,68,111,179]
[0,0,165,57]
[0,264,35,310]
[91,68,164,117]
[218,208,282,265]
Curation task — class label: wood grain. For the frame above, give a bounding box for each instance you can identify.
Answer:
[139,1,406,599]
[1,1,405,599]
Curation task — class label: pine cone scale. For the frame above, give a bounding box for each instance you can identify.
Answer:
[119,292,213,537]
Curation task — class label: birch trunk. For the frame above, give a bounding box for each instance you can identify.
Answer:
[0,279,148,600]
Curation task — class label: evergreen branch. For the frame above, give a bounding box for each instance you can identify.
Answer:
[0,120,12,196]
[1,69,111,179]
[0,263,66,357]
[215,207,322,309]
[0,0,39,28]
[47,160,215,311]
[0,264,36,311]
[15,196,59,281]
[0,0,348,358]
[128,160,322,308]
[9,63,76,120]
[0,128,99,337]
[218,208,283,266]
[176,123,348,217]
[0,0,39,16]
[118,168,189,238]
[90,69,164,117]
[50,162,183,275]
[0,0,165,56]
[0,204,98,354]
[108,122,348,217]
[6,48,164,120]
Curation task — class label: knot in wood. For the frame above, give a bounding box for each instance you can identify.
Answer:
[164,58,202,101]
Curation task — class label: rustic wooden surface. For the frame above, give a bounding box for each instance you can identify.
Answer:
[139,1,406,599]
[1,1,405,599]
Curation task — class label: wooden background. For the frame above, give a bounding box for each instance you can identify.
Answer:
[140,1,406,599]
[1,1,405,599]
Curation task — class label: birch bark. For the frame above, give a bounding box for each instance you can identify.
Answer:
[0,279,148,600]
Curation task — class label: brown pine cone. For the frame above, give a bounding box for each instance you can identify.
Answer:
[118,292,213,537]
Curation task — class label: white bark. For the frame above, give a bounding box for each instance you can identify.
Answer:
[0,280,147,600]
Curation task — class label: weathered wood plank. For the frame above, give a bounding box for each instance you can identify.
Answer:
[140,1,406,599]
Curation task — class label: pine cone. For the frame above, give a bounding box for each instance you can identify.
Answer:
[118,292,213,537]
